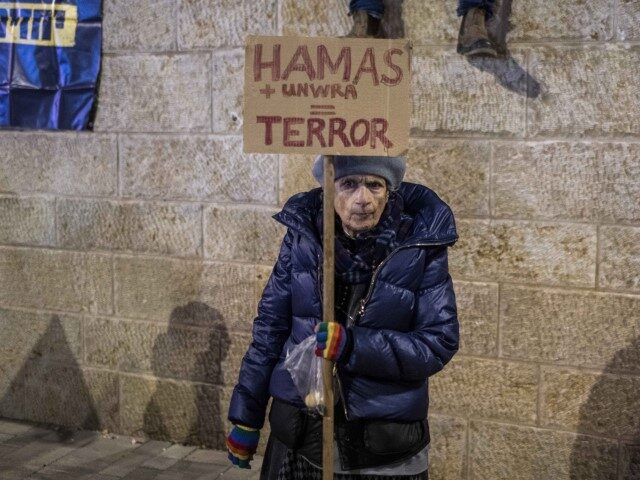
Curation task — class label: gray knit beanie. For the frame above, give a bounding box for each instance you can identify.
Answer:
[312,155,406,191]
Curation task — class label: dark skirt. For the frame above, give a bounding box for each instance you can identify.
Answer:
[260,435,428,480]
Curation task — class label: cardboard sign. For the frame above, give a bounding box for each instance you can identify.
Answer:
[243,35,411,156]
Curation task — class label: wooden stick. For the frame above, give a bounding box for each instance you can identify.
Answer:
[322,155,336,480]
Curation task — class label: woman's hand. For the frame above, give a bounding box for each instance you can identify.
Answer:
[315,322,353,363]
[226,424,260,469]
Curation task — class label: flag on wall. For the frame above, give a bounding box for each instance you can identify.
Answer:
[0,0,102,130]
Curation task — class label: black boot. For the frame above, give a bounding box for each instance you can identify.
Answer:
[457,7,497,57]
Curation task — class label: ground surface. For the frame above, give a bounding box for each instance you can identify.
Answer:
[0,418,261,480]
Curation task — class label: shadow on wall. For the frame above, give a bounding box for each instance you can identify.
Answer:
[0,314,101,438]
[468,0,542,98]
[142,301,230,449]
[569,337,640,479]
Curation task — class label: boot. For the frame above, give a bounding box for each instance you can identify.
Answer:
[457,7,497,57]
[346,10,379,37]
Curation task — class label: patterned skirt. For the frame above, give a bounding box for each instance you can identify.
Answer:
[260,435,428,480]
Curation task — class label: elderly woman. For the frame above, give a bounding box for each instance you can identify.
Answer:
[226,156,459,479]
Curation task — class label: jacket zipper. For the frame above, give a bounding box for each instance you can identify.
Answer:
[335,240,454,420]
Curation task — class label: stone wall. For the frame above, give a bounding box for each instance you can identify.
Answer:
[0,0,639,478]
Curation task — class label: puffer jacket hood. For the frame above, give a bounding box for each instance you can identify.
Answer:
[229,182,459,429]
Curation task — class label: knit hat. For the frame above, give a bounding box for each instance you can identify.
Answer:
[312,155,406,191]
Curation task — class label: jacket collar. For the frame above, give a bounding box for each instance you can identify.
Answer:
[273,182,458,246]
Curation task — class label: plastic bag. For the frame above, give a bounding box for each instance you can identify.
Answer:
[284,335,325,416]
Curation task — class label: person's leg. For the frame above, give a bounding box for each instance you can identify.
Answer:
[456,0,497,56]
[457,0,495,18]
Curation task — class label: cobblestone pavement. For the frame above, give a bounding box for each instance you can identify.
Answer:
[0,418,261,480]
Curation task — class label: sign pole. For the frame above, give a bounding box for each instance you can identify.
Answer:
[322,155,335,480]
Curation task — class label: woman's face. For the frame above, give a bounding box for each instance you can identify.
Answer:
[333,174,388,237]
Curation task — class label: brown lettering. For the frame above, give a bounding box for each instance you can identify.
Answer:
[254,44,281,82]
[349,119,370,147]
[256,116,282,145]
[317,45,351,81]
[381,48,403,86]
[371,118,393,149]
[283,117,305,147]
[282,46,316,81]
[353,48,379,86]
[307,118,327,147]
[328,118,350,147]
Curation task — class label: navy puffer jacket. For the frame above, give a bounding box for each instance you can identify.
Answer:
[228,182,459,429]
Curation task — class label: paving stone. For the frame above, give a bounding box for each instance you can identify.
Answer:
[411,47,526,136]
[493,142,640,223]
[103,0,177,51]
[617,0,640,40]
[453,281,498,356]
[0,247,112,314]
[23,366,119,432]
[204,206,284,264]
[469,420,618,480]
[429,356,538,424]
[185,448,229,465]
[0,196,55,246]
[427,414,466,480]
[120,375,224,449]
[100,451,163,477]
[95,54,211,133]
[178,0,276,49]
[54,435,140,470]
[621,443,640,480]
[278,154,317,205]
[1,425,52,447]
[281,0,351,37]
[0,467,40,480]
[119,466,161,480]
[85,317,224,384]
[501,286,640,372]
[599,226,640,293]
[114,256,270,332]
[406,140,491,217]
[120,135,278,204]
[212,50,244,133]
[509,0,613,41]
[528,46,640,137]
[540,367,640,439]
[58,199,202,256]
[0,419,40,435]
[0,433,14,442]
[449,219,597,287]
[0,133,116,196]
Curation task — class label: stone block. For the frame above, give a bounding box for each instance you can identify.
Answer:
[449,219,596,287]
[469,420,618,480]
[23,366,119,432]
[617,0,640,40]
[281,0,350,37]
[493,142,640,222]
[427,414,466,480]
[509,0,613,41]
[120,135,278,204]
[406,140,491,217]
[501,286,640,372]
[220,332,252,386]
[411,47,526,136]
[85,317,226,384]
[528,46,640,137]
[429,356,538,424]
[0,196,55,246]
[114,255,270,331]
[103,0,177,51]
[0,247,112,314]
[57,199,202,256]
[212,50,244,133]
[204,206,284,264]
[540,367,640,439]
[95,54,211,132]
[599,226,640,293]
[453,281,498,356]
[404,0,458,45]
[0,133,116,196]
[0,308,83,368]
[178,0,276,49]
[279,155,317,205]
[120,375,225,449]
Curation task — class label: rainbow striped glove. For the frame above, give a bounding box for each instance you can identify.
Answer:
[226,424,260,469]
[315,322,352,363]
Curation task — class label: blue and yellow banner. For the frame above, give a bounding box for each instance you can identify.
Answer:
[0,0,101,129]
